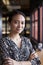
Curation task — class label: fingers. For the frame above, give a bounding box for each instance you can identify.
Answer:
[29,53,35,60]
[29,52,39,61]
[3,58,13,65]
[34,53,38,58]
[30,54,35,59]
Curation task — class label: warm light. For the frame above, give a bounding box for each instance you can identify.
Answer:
[3,0,21,11]
[26,17,30,21]
[7,5,21,11]
[2,18,5,21]
[7,17,9,20]
[3,0,10,5]
[26,31,30,34]
[7,5,21,9]
[26,24,30,29]
[3,0,6,5]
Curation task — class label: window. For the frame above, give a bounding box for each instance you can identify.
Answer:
[34,10,38,40]
[40,6,42,42]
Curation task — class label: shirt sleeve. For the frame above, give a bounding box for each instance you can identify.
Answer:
[0,38,10,65]
[28,40,35,54]
[27,39,41,65]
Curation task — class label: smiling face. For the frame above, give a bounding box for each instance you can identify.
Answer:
[10,14,25,34]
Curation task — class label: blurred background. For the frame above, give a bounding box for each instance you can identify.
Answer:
[0,0,43,50]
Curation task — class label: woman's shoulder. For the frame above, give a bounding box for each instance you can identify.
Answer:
[21,36,30,41]
[21,36,31,44]
[0,37,9,46]
[21,36,33,48]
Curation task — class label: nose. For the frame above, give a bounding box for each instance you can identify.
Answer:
[18,23,21,28]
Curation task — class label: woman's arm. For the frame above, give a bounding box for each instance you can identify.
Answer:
[3,57,31,65]
[20,61,31,65]
[0,38,31,65]
[29,52,38,60]
[29,52,41,65]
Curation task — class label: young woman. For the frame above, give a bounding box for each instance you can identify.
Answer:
[0,10,41,65]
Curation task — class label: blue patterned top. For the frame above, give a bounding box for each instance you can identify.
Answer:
[0,36,41,65]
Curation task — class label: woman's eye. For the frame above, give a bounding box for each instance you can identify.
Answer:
[14,21,18,24]
[21,22,25,24]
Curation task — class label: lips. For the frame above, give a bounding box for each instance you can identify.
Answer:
[17,28,21,30]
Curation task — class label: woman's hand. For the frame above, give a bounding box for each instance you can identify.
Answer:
[29,52,38,60]
[3,57,16,65]
[3,57,22,65]
[29,53,35,61]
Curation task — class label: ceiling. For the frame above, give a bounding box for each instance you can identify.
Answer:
[0,0,30,11]
[0,0,43,16]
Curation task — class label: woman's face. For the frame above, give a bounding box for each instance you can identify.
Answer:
[10,14,25,34]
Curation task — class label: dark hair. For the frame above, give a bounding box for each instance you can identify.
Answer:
[8,10,25,23]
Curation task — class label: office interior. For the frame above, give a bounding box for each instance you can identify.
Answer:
[0,0,43,65]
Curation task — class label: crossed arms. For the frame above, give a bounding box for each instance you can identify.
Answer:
[3,52,37,65]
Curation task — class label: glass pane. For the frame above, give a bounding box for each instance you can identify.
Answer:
[32,13,34,21]
[32,22,34,38]
[35,21,38,40]
[40,6,42,42]
[35,10,38,20]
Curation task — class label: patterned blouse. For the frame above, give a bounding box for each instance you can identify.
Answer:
[0,36,41,65]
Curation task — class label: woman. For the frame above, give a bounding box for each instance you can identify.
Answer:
[0,10,41,65]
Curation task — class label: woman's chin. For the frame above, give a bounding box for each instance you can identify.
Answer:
[16,30,22,34]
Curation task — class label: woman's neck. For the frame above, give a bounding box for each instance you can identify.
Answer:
[9,32,20,39]
[8,32,21,48]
